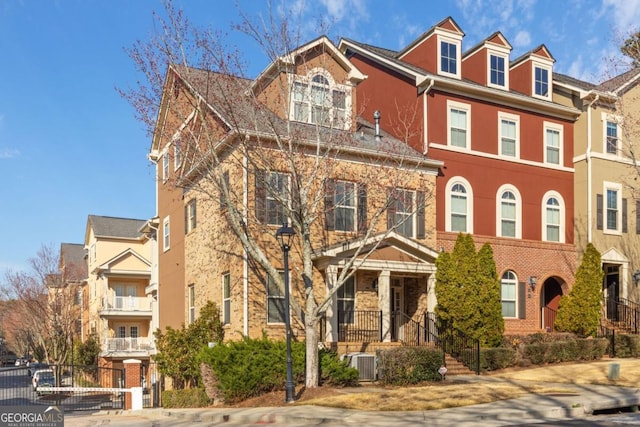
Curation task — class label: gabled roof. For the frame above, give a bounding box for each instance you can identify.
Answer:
[463,31,512,60]
[60,242,87,278]
[164,64,441,170]
[250,35,366,92]
[398,16,464,60]
[97,248,151,273]
[596,67,640,95]
[510,44,555,68]
[87,215,147,240]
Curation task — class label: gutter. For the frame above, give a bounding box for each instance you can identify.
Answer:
[585,93,600,243]
[421,78,435,155]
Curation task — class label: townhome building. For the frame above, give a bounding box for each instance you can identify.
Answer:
[58,243,88,342]
[83,215,155,374]
[554,68,640,326]
[339,17,581,334]
[149,35,445,351]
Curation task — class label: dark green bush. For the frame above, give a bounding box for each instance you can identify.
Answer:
[575,338,608,360]
[479,347,516,371]
[523,338,608,365]
[613,334,640,358]
[161,388,210,408]
[377,347,443,385]
[319,350,359,386]
[197,335,305,404]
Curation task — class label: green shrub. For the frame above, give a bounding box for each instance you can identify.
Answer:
[161,388,210,408]
[479,347,516,371]
[523,338,608,365]
[319,350,359,386]
[575,338,608,360]
[197,335,305,404]
[613,334,640,358]
[377,347,443,385]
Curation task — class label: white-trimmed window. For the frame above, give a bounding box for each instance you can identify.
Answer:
[173,139,182,170]
[267,272,286,324]
[222,273,230,325]
[602,113,623,155]
[544,122,563,165]
[162,153,170,183]
[488,50,509,89]
[337,276,355,324]
[290,69,350,129]
[496,185,522,238]
[542,191,565,243]
[447,101,470,148]
[603,181,623,234]
[255,170,289,226]
[499,113,519,158]
[391,189,415,237]
[334,180,356,231]
[163,216,170,251]
[188,284,195,324]
[185,199,197,233]
[533,63,551,100]
[501,270,517,318]
[446,177,473,233]
[438,36,461,78]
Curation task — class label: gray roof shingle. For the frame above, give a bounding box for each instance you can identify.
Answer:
[88,215,146,239]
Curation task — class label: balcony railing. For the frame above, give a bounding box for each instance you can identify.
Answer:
[102,295,152,312]
[104,337,154,352]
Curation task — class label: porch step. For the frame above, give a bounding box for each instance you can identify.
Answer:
[443,354,475,376]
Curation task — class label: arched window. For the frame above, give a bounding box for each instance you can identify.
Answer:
[446,178,473,233]
[496,185,521,238]
[501,270,517,318]
[290,69,350,129]
[542,191,565,243]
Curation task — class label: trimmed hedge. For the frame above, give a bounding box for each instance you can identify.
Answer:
[523,338,607,365]
[479,347,516,372]
[162,387,210,408]
[377,347,444,385]
[613,334,640,358]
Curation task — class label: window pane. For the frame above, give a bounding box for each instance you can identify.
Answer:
[607,121,618,154]
[268,299,285,323]
[441,41,457,74]
[450,109,467,147]
[501,271,517,317]
[501,120,516,156]
[546,129,560,164]
[535,67,549,96]
[451,214,467,232]
[490,55,505,86]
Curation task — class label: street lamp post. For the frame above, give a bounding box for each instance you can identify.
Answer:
[276,223,296,403]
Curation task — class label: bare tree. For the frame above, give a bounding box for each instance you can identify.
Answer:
[1,244,82,364]
[121,1,440,388]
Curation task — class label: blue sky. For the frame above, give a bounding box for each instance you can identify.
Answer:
[0,0,638,273]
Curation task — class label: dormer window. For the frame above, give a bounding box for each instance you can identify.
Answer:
[488,50,509,89]
[290,69,350,129]
[533,62,551,100]
[437,35,461,79]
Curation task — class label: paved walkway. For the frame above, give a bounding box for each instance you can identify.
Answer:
[65,376,640,426]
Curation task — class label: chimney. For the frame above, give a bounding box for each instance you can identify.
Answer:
[373,110,381,142]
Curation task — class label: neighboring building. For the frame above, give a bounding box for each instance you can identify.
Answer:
[83,215,155,372]
[59,243,88,342]
[339,17,581,334]
[554,68,640,323]
[149,35,444,347]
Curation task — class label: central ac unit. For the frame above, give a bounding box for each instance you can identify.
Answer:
[342,352,377,381]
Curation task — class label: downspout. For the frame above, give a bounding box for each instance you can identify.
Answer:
[422,78,435,155]
[586,94,599,243]
[243,153,249,336]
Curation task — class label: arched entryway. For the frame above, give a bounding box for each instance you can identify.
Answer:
[541,277,563,331]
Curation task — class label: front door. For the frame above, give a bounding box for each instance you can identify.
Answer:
[391,278,404,341]
[605,266,620,321]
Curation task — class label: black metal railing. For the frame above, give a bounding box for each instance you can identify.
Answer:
[597,323,616,357]
[438,321,481,375]
[390,311,439,346]
[603,297,640,334]
[337,310,382,342]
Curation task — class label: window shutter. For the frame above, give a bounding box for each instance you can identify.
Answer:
[324,179,335,231]
[636,201,640,234]
[184,204,188,234]
[386,188,396,230]
[596,194,603,230]
[255,169,266,223]
[416,190,426,239]
[192,200,197,230]
[623,198,628,233]
[518,281,526,319]
[289,175,299,224]
[357,184,368,233]
[220,171,229,209]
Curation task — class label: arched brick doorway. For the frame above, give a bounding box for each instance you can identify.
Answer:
[541,277,563,331]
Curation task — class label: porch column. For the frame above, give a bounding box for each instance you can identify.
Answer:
[378,270,391,342]
[426,274,437,313]
[324,265,339,342]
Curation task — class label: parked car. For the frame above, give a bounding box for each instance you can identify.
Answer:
[32,369,55,395]
[14,358,28,366]
[27,362,49,377]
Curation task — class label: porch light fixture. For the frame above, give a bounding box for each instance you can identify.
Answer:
[275,223,296,403]
[528,276,537,292]
[633,270,640,284]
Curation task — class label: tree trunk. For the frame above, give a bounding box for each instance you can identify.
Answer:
[305,317,319,388]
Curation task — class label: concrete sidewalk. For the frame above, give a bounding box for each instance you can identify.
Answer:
[66,377,640,426]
